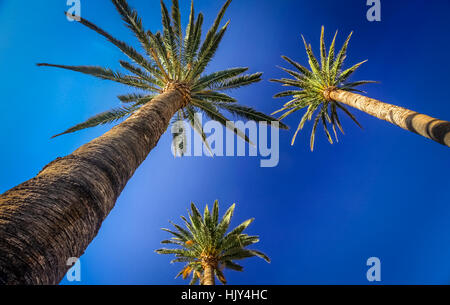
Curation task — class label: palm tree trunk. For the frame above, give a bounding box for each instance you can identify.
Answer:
[329,89,450,147]
[0,88,187,285]
[202,264,215,286]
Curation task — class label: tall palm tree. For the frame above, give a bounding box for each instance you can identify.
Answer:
[0,0,285,285]
[156,201,270,285]
[272,27,450,151]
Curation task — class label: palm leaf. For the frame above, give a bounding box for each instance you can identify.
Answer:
[223,260,244,272]
[209,73,263,91]
[192,67,248,91]
[171,0,182,43]
[36,63,153,90]
[213,103,289,129]
[185,106,213,156]
[191,99,252,144]
[64,12,159,76]
[52,105,139,138]
[198,0,232,59]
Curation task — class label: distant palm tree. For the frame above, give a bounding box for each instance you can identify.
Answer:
[156,201,270,285]
[0,0,284,285]
[272,27,450,151]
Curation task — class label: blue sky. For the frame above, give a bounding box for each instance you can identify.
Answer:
[0,0,449,284]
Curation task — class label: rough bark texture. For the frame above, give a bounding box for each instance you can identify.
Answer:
[0,89,186,285]
[330,89,450,147]
[202,264,215,286]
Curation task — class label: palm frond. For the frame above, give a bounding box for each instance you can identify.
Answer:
[222,249,270,263]
[335,102,363,129]
[208,73,263,91]
[51,105,139,138]
[330,31,353,80]
[223,260,243,272]
[213,103,289,129]
[272,27,376,150]
[198,0,232,60]
[171,0,183,44]
[184,12,203,65]
[111,0,154,58]
[189,269,200,285]
[193,91,237,103]
[190,21,229,78]
[160,0,180,78]
[119,60,162,87]
[215,203,235,241]
[117,93,146,103]
[191,99,252,144]
[185,106,213,156]
[36,63,154,90]
[117,93,154,106]
[64,12,159,76]
[192,67,248,91]
[215,268,227,285]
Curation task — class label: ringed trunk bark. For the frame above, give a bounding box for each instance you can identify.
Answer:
[329,89,450,147]
[202,264,215,286]
[0,89,186,285]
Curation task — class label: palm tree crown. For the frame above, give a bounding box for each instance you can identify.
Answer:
[38,0,287,154]
[271,26,376,151]
[156,201,270,285]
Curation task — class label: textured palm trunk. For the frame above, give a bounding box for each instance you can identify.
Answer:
[329,89,450,147]
[0,89,186,285]
[202,264,215,286]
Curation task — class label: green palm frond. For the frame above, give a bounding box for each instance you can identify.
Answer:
[39,0,285,144]
[117,93,155,105]
[36,63,156,91]
[223,260,243,272]
[184,106,213,156]
[51,105,141,138]
[189,269,200,285]
[272,26,376,151]
[193,67,249,91]
[209,72,263,91]
[221,249,270,263]
[62,12,160,76]
[191,98,252,144]
[156,200,269,285]
[215,268,227,285]
[199,0,232,58]
[214,103,289,129]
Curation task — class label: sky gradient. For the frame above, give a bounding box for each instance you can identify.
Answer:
[0,0,449,284]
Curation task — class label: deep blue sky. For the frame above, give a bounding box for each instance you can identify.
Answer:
[0,0,449,284]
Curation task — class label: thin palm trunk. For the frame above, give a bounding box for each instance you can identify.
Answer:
[329,89,450,147]
[0,89,187,285]
[202,264,215,286]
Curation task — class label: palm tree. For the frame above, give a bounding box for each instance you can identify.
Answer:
[156,201,270,285]
[0,0,285,285]
[272,27,450,151]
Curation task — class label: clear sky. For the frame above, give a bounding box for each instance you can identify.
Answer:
[0,0,449,284]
